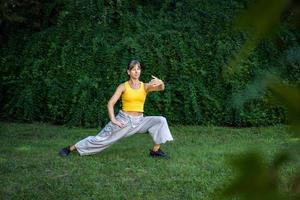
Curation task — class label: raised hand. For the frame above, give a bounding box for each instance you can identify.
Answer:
[149,75,163,87]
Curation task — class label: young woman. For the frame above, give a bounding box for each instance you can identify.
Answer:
[59,60,173,157]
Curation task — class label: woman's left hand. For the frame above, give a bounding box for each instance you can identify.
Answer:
[149,75,163,87]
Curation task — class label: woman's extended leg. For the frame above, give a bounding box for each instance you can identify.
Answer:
[59,113,132,156]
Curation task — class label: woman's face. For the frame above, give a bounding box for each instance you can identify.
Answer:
[127,64,141,79]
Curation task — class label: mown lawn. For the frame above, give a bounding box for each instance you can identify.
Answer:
[0,122,297,199]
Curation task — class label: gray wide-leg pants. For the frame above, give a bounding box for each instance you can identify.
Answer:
[75,110,174,156]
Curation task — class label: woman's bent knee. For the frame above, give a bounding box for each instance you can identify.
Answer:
[158,116,167,124]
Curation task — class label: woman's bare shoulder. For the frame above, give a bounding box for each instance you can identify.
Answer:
[116,82,126,92]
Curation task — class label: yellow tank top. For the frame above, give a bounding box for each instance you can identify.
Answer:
[122,81,147,112]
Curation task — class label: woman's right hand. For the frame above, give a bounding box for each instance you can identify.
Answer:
[111,119,125,128]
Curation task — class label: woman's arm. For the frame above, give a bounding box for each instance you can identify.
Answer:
[145,75,165,92]
[107,83,125,127]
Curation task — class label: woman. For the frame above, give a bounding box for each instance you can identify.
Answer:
[59,60,173,157]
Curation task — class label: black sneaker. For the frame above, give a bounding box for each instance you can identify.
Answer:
[149,148,167,158]
[59,146,71,157]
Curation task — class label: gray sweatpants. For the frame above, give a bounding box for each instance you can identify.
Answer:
[75,110,174,156]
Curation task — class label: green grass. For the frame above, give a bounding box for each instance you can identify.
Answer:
[0,122,298,200]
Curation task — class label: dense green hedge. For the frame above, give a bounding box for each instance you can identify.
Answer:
[1,0,299,127]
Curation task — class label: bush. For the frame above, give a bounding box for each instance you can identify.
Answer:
[0,0,299,127]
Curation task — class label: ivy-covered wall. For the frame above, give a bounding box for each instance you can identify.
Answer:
[1,0,299,127]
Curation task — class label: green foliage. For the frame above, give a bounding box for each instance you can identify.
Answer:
[220,151,299,200]
[268,78,300,135]
[218,1,300,200]
[1,0,299,127]
[0,0,64,38]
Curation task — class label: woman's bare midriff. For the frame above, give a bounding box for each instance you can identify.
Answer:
[122,110,143,116]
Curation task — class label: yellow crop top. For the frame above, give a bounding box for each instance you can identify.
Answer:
[122,81,147,112]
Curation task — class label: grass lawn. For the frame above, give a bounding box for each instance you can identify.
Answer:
[0,122,298,199]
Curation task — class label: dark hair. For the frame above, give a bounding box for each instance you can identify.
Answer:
[127,60,141,70]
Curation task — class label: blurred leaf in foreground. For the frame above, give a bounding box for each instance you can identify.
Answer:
[267,77,300,136]
[223,0,290,76]
[221,151,293,200]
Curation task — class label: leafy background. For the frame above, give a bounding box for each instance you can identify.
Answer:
[1,0,299,127]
